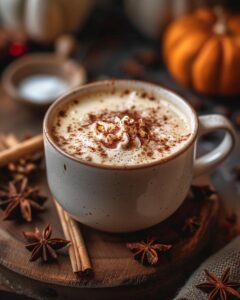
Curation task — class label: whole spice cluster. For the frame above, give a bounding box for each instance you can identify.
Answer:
[0,134,69,263]
[0,135,45,222]
[0,134,43,183]
[126,185,217,266]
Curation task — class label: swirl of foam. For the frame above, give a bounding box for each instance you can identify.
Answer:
[93,115,148,150]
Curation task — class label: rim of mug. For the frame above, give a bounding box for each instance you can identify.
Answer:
[43,80,199,170]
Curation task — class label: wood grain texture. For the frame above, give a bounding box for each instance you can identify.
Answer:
[0,170,220,298]
[0,86,222,299]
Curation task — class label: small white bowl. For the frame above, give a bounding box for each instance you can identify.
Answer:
[2,53,86,108]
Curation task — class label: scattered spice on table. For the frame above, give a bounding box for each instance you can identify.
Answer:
[182,216,200,235]
[23,224,70,262]
[135,49,159,68]
[126,239,172,266]
[7,152,43,181]
[196,268,240,300]
[233,164,240,181]
[0,177,47,222]
[121,59,144,77]
[189,185,217,202]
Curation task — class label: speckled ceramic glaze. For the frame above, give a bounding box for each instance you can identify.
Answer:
[43,80,236,233]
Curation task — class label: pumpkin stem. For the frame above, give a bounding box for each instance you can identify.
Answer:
[213,6,227,35]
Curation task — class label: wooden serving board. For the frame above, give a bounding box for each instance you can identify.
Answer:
[0,163,220,300]
[0,86,223,300]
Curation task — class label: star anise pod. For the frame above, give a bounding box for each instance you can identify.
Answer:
[0,177,46,222]
[23,224,70,262]
[189,185,217,202]
[182,216,200,235]
[7,152,43,181]
[126,239,172,266]
[196,268,240,300]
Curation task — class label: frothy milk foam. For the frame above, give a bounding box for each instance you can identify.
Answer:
[52,90,192,166]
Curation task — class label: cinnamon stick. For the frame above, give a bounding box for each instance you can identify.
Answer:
[0,134,18,150]
[0,134,43,167]
[0,134,92,275]
[54,199,92,275]
[3,134,19,148]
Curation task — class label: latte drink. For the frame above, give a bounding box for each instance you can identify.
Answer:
[51,89,192,166]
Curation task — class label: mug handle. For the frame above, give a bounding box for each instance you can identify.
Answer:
[194,114,237,177]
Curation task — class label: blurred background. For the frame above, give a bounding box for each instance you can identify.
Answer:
[0,0,240,106]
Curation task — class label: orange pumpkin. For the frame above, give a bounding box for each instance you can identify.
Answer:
[163,7,240,96]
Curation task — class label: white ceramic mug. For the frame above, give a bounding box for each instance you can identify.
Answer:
[43,80,236,233]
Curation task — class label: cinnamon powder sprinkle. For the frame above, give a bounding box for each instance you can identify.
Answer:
[51,91,192,165]
[52,107,190,164]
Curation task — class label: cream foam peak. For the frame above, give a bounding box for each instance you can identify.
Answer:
[93,115,149,150]
[52,90,192,166]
